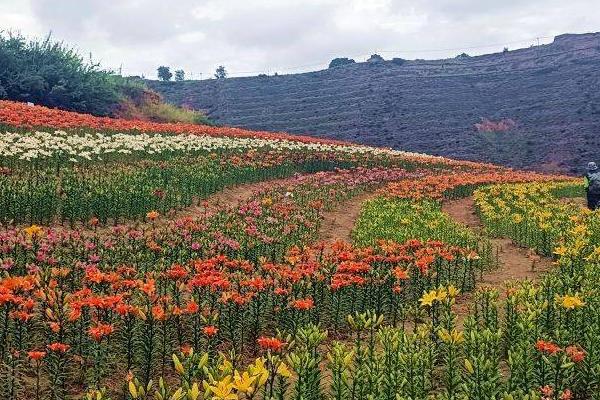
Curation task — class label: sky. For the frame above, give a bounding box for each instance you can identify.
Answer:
[1,0,599,79]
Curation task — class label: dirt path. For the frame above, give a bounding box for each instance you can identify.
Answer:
[21,177,293,234]
[173,179,284,219]
[442,197,554,317]
[316,192,557,317]
[36,174,379,242]
[317,191,376,243]
[186,182,379,243]
[560,197,587,208]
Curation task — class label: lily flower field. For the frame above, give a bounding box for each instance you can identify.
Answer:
[0,100,597,400]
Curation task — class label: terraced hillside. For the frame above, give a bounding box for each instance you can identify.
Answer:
[149,33,600,173]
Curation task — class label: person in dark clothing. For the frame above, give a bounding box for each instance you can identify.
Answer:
[584,162,600,210]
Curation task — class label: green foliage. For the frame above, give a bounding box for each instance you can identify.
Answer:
[136,101,210,124]
[0,153,349,225]
[157,66,172,82]
[353,197,489,255]
[174,69,185,82]
[0,32,124,116]
[288,325,326,400]
[215,66,228,80]
[328,58,355,68]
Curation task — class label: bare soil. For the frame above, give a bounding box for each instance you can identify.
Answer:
[560,196,587,208]
[317,191,376,243]
[176,179,282,217]
[442,197,554,318]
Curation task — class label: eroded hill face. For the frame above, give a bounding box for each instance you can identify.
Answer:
[148,33,600,173]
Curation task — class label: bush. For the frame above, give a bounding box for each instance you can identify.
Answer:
[0,32,210,124]
[367,54,384,63]
[174,69,185,81]
[328,57,355,68]
[0,32,124,116]
[116,82,211,124]
[138,102,210,124]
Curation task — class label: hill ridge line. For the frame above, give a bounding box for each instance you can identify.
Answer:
[149,32,600,173]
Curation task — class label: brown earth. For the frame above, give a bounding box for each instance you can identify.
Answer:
[317,191,376,243]
[442,197,554,318]
[317,192,557,290]
[176,178,284,217]
[560,196,587,208]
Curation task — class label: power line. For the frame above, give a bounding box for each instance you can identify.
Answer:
[375,35,554,54]
[138,34,566,80]
[196,45,600,96]
[220,37,554,77]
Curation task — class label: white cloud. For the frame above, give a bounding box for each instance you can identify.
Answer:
[0,0,42,36]
[1,0,598,78]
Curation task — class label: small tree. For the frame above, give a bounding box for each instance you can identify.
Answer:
[214,65,227,79]
[174,69,185,81]
[157,66,172,81]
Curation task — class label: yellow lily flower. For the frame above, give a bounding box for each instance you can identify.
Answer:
[438,328,464,344]
[435,288,448,302]
[419,290,438,307]
[208,376,237,400]
[276,361,292,378]
[247,358,269,387]
[232,370,256,395]
[553,246,568,257]
[558,295,585,310]
[447,285,460,298]
[24,224,43,238]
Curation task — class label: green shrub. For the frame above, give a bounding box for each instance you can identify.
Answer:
[138,102,211,124]
[0,32,211,124]
[328,57,355,68]
[0,32,123,116]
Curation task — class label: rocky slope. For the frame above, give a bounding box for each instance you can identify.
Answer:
[149,33,600,173]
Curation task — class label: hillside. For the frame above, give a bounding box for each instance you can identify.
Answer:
[149,32,600,173]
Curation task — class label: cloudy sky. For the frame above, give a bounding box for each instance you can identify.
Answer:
[1,0,599,79]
